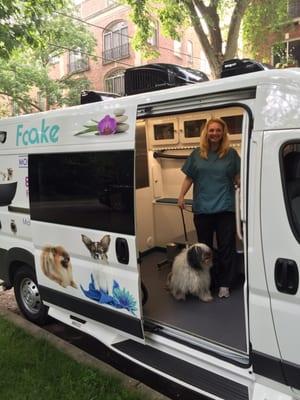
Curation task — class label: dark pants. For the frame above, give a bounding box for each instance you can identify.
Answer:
[193,212,237,288]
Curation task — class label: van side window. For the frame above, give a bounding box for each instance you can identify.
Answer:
[282,144,300,239]
[29,151,135,235]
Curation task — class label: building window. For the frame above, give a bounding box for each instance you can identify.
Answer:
[288,0,300,19]
[105,69,125,95]
[187,40,193,63]
[147,20,158,48]
[273,40,300,67]
[68,49,89,73]
[173,40,182,57]
[49,55,60,65]
[102,21,129,64]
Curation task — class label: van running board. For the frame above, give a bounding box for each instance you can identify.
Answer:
[113,340,249,400]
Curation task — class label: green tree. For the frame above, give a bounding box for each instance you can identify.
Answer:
[0,13,96,115]
[0,0,68,58]
[243,0,288,61]
[121,0,287,78]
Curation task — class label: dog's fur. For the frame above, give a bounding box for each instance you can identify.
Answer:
[41,246,77,288]
[166,243,213,302]
[81,234,111,260]
[0,168,13,181]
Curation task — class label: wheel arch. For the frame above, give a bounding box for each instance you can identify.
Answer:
[6,248,36,286]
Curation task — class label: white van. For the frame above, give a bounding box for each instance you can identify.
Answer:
[0,67,300,400]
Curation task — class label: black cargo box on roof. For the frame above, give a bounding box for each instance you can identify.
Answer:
[221,58,273,78]
[80,90,120,104]
[124,63,209,95]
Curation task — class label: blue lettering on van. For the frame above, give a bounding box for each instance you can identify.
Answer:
[16,119,59,146]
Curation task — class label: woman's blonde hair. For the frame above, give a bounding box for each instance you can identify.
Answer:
[199,118,230,159]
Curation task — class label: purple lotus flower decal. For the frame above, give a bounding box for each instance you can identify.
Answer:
[74,109,129,137]
[97,115,117,135]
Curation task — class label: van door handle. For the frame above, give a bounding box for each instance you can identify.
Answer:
[275,258,299,295]
[115,238,129,264]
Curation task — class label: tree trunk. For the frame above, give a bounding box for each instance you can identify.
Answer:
[185,0,251,79]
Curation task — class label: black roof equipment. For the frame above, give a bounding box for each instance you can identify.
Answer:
[124,63,209,95]
[80,90,120,104]
[221,58,273,78]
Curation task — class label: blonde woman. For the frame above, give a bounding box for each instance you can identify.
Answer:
[178,118,240,298]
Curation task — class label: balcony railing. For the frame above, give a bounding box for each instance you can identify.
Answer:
[68,58,89,74]
[102,43,130,65]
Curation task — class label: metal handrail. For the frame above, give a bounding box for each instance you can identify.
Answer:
[235,186,243,241]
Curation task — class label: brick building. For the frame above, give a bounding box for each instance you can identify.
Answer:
[50,0,209,96]
[272,0,300,67]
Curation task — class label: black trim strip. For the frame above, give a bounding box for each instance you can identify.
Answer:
[283,359,300,390]
[252,351,286,385]
[40,286,144,339]
[8,206,30,214]
[114,340,249,400]
[253,350,300,390]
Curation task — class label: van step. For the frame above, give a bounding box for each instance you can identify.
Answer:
[113,340,249,400]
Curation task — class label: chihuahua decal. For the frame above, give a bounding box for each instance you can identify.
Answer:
[81,234,111,261]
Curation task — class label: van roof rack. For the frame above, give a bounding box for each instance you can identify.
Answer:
[80,90,120,104]
[124,63,209,95]
[221,58,273,78]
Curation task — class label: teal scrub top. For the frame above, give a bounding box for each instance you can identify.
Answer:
[182,147,240,214]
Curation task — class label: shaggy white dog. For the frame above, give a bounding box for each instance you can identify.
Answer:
[166,243,213,302]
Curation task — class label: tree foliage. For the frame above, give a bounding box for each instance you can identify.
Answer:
[121,0,251,78]
[121,0,288,78]
[0,0,70,58]
[0,11,96,116]
[243,0,288,61]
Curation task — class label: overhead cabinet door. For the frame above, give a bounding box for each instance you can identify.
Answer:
[261,130,300,390]
[29,149,144,340]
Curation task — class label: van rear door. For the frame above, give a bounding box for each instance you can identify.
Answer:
[261,129,300,390]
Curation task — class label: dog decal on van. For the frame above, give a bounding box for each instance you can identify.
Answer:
[81,234,111,261]
[40,246,77,289]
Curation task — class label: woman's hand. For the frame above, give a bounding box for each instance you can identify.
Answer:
[178,176,193,209]
[178,196,185,209]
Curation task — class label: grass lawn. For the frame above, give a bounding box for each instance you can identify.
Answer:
[0,316,147,400]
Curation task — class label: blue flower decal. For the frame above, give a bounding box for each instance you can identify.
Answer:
[111,280,137,314]
[80,274,137,316]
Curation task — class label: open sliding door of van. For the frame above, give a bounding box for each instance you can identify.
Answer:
[28,104,144,342]
[261,129,300,391]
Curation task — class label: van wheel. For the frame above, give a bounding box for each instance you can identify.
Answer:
[141,281,148,306]
[14,265,49,325]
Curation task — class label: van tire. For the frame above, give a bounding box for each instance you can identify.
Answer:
[14,265,49,325]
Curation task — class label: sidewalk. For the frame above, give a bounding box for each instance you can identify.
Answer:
[0,288,170,400]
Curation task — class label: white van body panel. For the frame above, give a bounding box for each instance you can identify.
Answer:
[261,129,300,365]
